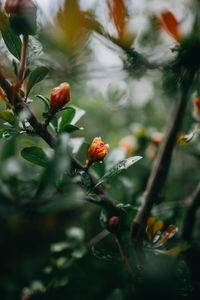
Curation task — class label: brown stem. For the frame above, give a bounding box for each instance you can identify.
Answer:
[130,71,195,249]
[182,182,200,242]
[43,114,53,129]
[17,35,28,89]
[115,235,136,280]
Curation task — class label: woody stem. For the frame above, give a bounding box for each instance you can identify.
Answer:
[17,35,28,90]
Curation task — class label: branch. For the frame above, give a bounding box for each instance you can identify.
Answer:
[115,235,136,280]
[130,71,195,248]
[16,34,28,91]
[0,69,55,147]
[0,69,118,212]
[182,182,200,242]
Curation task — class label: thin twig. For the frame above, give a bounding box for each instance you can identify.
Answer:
[17,35,28,90]
[115,235,136,280]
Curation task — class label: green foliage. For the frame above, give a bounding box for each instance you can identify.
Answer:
[0,110,16,125]
[1,20,22,60]
[0,1,200,299]
[26,66,49,96]
[21,146,49,167]
[95,156,142,187]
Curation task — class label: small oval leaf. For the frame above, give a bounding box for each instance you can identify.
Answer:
[95,156,142,187]
[21,146,49,167]
[59,107,76,132]
[59,124,80,133]
[2,21,22,60]
[27,66,49,96]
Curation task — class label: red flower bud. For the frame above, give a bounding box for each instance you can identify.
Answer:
[5,0,36,16]
[5,0,37,35]
[86,137,109,167]
[108,216,119,234]
[50,82,71,115]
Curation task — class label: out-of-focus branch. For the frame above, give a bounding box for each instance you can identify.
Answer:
[182,182,200,242]
[130,71,195,249]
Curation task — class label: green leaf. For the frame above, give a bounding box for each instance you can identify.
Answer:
[2,21,22,60]
[36,94,50,111]
[35,134,71,198]
[26,66,49,96]
[95,156,143,187]
[19,139,38,147]
[21,146,49,167]
[105,148,126,171]
[0,128,17,139]
[59,107,76,132]
[0,110,16,125]
[60,124,80,133]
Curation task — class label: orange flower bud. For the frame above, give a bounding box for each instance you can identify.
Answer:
[86,137,109,167]
[108,216,119,234]
[50,82,71,115]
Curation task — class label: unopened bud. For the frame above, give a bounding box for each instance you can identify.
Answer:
[108,216,119,234]
[5,0,37,35]
[50,82,71,115]
[86,137,109,167]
